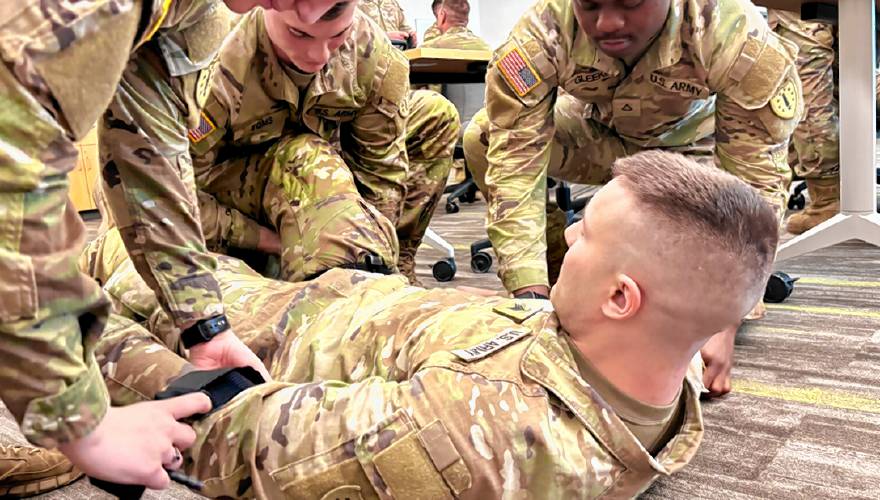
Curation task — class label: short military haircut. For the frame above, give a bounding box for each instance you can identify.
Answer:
[441,0,470,17]
[432,0,442,14]
[321,1,351,21]
[611,151,779,297]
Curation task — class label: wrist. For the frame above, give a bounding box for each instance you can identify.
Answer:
[181,315,231,349]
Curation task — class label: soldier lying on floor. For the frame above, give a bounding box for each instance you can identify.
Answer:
[76,151,778,498]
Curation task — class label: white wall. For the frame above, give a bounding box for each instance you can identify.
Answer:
[397,0,535,49]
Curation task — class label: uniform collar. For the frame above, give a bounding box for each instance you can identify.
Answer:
[570,0,684,74]
[520,318,703,477]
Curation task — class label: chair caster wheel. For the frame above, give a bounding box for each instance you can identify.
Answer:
[432,257,456,282]
[788,193,806,211]
[470,252,493,273]
[445,201,460,214]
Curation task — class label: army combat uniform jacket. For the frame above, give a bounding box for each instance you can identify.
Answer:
[84,230,705,499]
[190,8,412,235]
[358,0,414,35]
[477,0,802,292]
[421,25,492,52]
[96,0,237,329]
[0,0,224,448]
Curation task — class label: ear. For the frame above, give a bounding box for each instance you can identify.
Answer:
[437,9,447,26]
[600,274,642,320]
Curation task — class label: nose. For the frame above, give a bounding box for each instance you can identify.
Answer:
[595,9,625,34]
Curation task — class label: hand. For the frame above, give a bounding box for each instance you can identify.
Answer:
[188,330,272,382]
[58,393,211,490]
[700,325,738,398]
[512,285,551,298]
[387,30,410,43]
[257,226,282,255]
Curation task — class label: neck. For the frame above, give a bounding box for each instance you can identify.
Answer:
[567,319,703,406]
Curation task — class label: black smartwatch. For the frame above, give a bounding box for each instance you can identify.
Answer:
[514,291,550,300]
[181,314,231,349]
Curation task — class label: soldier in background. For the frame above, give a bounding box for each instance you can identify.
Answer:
[462,0,803,396]
[79,151,779,498]
[191,2,459,285]
[768,11,840,234]
[421,0,490,51]
[424,0,444,43]
[0,0,331,490]
[359,0,417,46]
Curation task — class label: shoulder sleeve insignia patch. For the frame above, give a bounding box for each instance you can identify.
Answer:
[497,46,543,97]
[769,78,798,119]
[452,328,532,362]
[188,111,217,143]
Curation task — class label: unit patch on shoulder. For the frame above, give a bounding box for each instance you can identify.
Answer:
[497,46,542,97]
[769,78,798,119]
[452,329,531,362]
[188,112,216,143]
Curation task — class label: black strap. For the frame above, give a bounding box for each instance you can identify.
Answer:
[155,366,264,414]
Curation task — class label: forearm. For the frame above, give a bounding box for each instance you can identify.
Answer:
[486,125,554,292]
[98,61,224,328]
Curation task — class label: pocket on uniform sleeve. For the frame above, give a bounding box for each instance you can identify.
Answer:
[0,247,38,322]
[271,411,471,499]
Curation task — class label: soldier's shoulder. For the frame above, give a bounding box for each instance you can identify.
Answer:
[216,9,261,77]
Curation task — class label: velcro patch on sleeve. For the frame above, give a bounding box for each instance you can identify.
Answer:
[492,300,543,323]
[497,46,543,97]
[452,329,531,362]
[188,111,217,143]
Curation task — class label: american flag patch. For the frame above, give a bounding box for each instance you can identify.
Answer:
[497,46,542,97]
[188,112,216,143]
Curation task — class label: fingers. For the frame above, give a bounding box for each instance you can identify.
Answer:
[162,446,184,471]
[142,467,171,490]
[160,392,213,420]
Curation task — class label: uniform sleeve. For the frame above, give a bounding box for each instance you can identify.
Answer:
[98,45,225,329]
[395,3,414,33]
[707,6,800,218]
[345,47,411,224]
[197,191,262,252]
[0,0,150,447]
[483,11,560,292]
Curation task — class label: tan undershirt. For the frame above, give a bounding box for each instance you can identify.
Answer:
[565,336,685,456]
[281,62,316,93]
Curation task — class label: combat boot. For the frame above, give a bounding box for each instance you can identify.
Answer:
[0,444,83,497]
[786,176,840,234]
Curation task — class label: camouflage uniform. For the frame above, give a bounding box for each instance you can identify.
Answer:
[462,0,802,293]
[358,0,413,35]
[768,10,840,234]
[423,22,442,43]
[191,9,458,283]
[0,0,195,448]
[96,0,238,328]
[83,230,705,499]
[421,25,491,52]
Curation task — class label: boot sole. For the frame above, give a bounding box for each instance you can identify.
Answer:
[0,468,83,498]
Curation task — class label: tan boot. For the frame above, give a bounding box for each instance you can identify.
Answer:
[744,301,766,321]
[786,176,840,235]
[0,444,83,497]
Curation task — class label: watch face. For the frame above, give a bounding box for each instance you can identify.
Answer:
[769,78,798,120]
